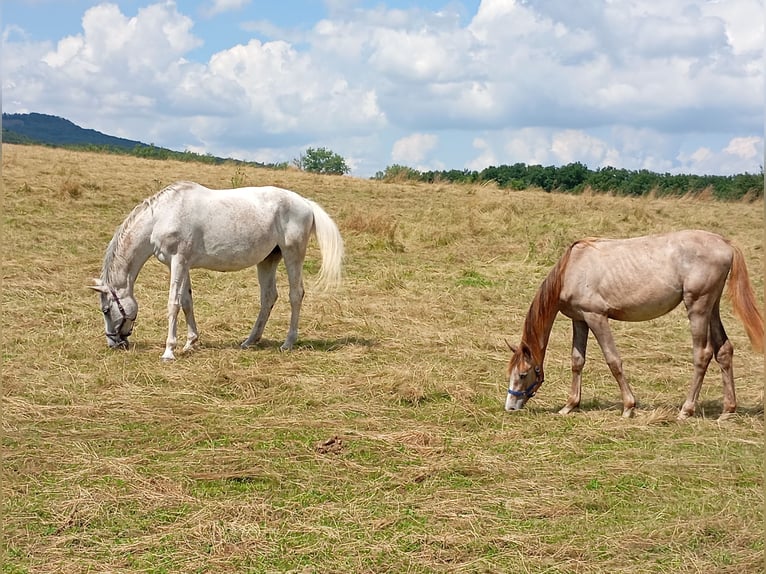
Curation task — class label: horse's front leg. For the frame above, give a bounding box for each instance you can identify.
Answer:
[162,257,187,361]
[181,271,199,353]
[586,313,636,417]
[559,320,588,415]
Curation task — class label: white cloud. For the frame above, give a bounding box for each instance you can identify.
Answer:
[204,0,251,18]
[2,0,763,176]
[701,0,764,55]
[42,3,200,73]
[391,133,438,166]
[677,137,765,175]
[550,130,614,167]
[194,38,387,140]
[724,136,761,160]
[466,137,498,171]
[503,128,554,166]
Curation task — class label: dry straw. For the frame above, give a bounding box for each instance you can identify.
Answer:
[2,144,763,573]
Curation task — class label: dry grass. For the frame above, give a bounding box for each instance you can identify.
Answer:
[2,144,764,573]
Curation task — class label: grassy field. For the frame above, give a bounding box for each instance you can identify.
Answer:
[2,144,763,573]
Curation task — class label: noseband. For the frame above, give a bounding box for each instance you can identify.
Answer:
[105,287,134,343]
[507,368,543,399]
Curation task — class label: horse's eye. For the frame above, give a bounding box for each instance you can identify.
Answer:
[519,371,528,379]
[102,306,110,315]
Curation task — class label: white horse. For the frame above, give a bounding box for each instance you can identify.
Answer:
[89,181,344,360]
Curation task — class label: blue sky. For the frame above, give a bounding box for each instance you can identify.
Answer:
[3,0,763,177]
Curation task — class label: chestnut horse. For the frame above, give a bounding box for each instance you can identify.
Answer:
[505,230,763,419]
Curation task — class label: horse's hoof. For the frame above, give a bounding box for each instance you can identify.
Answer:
[240,339,258,349]
[677,410,692,421]
[558,405,576,415]
[621,407,635,418]
[160,352,176,362]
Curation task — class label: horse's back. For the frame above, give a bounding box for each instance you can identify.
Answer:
[560,230,733,321]
[151,183,315,271]
[159,182,314,229]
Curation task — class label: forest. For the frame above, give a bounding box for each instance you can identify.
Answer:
[373,161,763,201]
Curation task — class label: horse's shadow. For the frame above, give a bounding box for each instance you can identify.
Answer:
[253,336,376,352]
[183,336,376,353]
[544,398,764,419]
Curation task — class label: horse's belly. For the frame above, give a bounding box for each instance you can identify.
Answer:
[191,247,271,271]
[608,299,681,321]
[561,293,683,322]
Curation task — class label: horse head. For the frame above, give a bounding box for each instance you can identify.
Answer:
[88,279,138,349]
[505,341,544,411]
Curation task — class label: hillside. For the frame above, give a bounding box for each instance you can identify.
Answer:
[2,112,148,149]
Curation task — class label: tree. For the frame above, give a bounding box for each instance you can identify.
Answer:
[294,147,350,175]
[554,161,589,191]
[372,164,421,181]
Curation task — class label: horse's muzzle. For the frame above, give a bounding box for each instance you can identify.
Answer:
[505,394,526,412]
[106,336,130,349]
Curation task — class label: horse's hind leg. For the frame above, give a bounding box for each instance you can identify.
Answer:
[181,271,199,353]
[585,313,636,417]
[280,245,306,351]
[679,297,716,419]
[242,248,281,349]
[559,320,589,415]
[710,301,736,416]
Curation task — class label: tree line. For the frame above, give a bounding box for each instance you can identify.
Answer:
[373,161,763,201]
[5,127,761,200]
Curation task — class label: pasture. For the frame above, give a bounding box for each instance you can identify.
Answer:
[2,144,763,573]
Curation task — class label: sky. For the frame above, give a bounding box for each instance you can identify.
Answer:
[2,0,764,177]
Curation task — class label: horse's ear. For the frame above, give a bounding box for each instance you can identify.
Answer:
[520,343,533,361]
[87,279,107,293]
[504,339,518,353]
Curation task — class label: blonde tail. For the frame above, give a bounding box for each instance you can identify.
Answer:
[308,200,344,290]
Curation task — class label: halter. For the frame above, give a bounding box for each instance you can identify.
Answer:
[507,367,543,399]
[105,287,134,344]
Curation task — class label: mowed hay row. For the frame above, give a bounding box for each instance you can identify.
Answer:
[2,143,763,573]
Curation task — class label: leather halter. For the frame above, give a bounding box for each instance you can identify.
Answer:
[105,287,134,344]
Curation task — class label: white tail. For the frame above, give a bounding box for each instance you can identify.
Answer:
[308,199,344,290]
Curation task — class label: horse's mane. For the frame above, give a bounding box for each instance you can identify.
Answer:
[101,182,193,283]
[519,240,580,362]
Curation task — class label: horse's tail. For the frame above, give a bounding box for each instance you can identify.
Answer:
[307,199,344,290]
[727,244,764,353]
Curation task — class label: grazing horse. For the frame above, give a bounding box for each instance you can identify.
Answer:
[89,181,344,360]
[505,230,763,419]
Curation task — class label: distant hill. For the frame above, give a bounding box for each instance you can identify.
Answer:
[0,112,274,168]
[2,112,148,149]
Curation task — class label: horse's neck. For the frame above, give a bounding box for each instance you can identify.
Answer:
[520,260,566,364]
[104,209,155,291]
[521,296,559,364]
